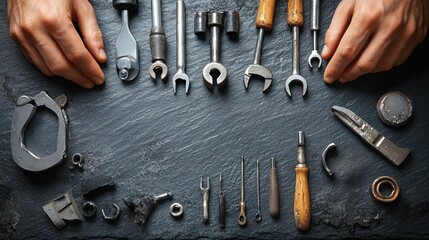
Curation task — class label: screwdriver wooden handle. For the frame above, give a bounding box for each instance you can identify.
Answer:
[287,0,304,27]
[269,165,280,218]
[294,167,311,231]
[256,0,277,30]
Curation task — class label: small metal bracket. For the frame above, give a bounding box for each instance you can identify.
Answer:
[42,192,82,229]
[10,91,68,172]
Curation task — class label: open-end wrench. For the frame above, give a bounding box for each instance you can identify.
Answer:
[200,177,210,224]
[243,0,276,92]
[172,0,189,94]
[149,0,168,81]
[203,12,228,89]
[113,0,139,81]
[285,0,308,97]
[307,0,322,68]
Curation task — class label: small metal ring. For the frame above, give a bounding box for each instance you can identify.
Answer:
[81,201,97,218]
[371,176,399,202]
[170,203,184,218]
[102,203,121,221]
[72,153,84,166]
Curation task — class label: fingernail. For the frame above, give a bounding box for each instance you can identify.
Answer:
[85,82,95,89]
[324,75,334,83]
[99,48,107,61]
[322,45,328,56]
[93,76,105,85]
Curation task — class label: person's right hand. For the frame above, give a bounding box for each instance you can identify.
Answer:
[7,0,107,89]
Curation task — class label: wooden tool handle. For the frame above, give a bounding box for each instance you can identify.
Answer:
[269,168,280,218]
[256,0,277,30]
[294,167,311,231]
[287,0,304,27]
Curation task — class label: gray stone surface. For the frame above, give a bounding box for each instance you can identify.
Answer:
[1,0,429,239]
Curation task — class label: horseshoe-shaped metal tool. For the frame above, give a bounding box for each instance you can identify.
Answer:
[321,143,336,176]
[11,91,68,172]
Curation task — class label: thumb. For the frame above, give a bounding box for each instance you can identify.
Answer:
[74,0,107,63]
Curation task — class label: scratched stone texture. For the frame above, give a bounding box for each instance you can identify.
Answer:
[1,0,429,239]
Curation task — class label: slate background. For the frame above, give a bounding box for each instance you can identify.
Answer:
[1,0,429,239]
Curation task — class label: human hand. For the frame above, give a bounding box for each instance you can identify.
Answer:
[322,0,429,84]
[7,0,107,89]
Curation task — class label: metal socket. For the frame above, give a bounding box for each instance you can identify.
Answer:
[194,11,207,35]
[224,11,240,36]
[377,91,413,127]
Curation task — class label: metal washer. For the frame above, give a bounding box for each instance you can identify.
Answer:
[371,176,400,203]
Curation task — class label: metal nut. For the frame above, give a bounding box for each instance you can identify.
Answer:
[170,203,184,218]
[81,201,97,218]
[371,176,400,203]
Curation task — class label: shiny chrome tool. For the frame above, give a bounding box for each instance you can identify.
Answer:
[200,177,210,224]
[307,0,322,68]
[332,106,411,166]
[255,159,262,222]
[113,0,139,81]
[172,0,190,94]
[238,156,247,226]
[243,0,276,92]
[202,12,228,89]
[11,91,68,172]
[149,0,168,81]
[321,143,336,176]
[285,0,308,97]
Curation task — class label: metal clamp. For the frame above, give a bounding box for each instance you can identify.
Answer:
[371,176,400,203]
[11,91,68,172]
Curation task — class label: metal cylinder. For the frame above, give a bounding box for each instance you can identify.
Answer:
[113,0,138,11]
[194,11,207,34]
[224,11,240,35]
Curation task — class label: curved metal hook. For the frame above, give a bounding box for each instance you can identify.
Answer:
[321,143,336,176]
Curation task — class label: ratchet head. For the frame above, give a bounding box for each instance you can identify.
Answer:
[203,63,228,89]
[172,72,189,94]
[243,64,273,92]
[308,50,322,69]
[149,61,168,81]
[285,74,307,97]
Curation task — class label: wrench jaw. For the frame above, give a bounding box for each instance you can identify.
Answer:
[149,61,168,81]
[172,72,190,95]
[203,63,228,89]
[308,50,322,69]
[285,75,308,98]
[243,64,273,92]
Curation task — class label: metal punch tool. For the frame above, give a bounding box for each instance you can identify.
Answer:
[332,106,411,166]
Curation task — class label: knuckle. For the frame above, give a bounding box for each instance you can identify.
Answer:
[48,63,67,75]
[68,50,87,63]
[356,60,376,73]
[337,47,356,62]
[9,25,21,40]
[40,12,61,30]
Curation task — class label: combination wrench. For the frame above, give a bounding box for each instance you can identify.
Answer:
[307,0,322,68]
[285,0,308,97]
[200,177,210,224]
[172,0,190,94]
[149,0,168,80]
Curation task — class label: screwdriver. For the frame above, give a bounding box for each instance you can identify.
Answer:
[218,174,226,228]
[294,131,311,231]
[269,158,280,218]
